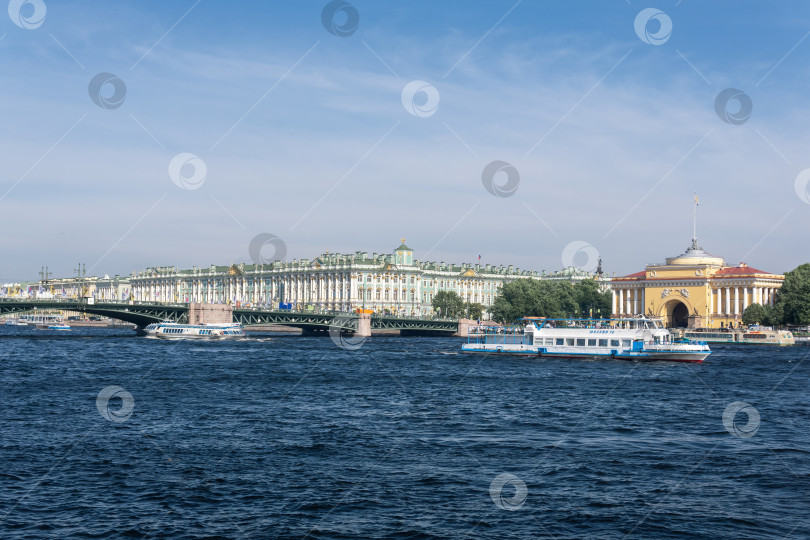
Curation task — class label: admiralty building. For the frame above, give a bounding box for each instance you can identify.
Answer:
[128,241,595,317]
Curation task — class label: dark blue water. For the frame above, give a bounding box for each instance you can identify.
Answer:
[1,326,808,539]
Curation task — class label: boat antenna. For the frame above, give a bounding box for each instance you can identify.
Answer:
[691,193,699,250]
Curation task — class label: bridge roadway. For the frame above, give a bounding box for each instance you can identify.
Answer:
[0,300,460,335]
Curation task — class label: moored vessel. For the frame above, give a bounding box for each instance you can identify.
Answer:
[462,316,711,363]
[681,326,794,346]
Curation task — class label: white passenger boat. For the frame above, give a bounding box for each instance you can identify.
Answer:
[143,321,174,337]
[146,321,246,340]
[462,317,711,363]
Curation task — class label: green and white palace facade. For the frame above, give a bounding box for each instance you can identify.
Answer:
[128,242,597,318]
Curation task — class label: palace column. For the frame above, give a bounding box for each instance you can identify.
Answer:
[725,287,731,315]
[641,288,646,316]
[612,289,617,315]
[743,287,750,311]
[617,289,623,315]
[769,287,775,306]
[709,288,714,315]
[734,287,740,315]
[634,288,640,315]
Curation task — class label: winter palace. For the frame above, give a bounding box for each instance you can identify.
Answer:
[126,241,595,317]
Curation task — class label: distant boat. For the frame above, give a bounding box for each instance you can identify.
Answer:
[145,321,246,340]
[681,326,794,346]
[48,324,71,331]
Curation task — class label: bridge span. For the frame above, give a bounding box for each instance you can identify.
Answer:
[0,300,461,335]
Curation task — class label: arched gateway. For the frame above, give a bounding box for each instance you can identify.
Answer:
[666,300,689,328]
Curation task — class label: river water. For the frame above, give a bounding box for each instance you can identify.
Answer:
[0,326,807,539]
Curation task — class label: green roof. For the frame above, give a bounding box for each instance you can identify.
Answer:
[395,243,412,252]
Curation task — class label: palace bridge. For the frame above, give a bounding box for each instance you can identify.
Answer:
[0,300,461,335]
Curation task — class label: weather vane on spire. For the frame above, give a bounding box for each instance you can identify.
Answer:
[691,193,700,250]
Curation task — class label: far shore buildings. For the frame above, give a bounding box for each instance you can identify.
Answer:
[127,241,597,318]
[2,241,599,319]
[610,239,785,328]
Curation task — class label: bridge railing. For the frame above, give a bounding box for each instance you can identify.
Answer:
[0,299,464,322]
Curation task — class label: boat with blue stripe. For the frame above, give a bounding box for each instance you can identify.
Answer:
[462,316,711,363]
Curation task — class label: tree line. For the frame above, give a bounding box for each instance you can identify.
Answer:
[429,278,612,322]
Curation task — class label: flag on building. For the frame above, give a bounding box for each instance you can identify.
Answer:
[478,254,481,261]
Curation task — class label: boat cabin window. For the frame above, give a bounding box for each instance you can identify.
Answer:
[610,339,620,347]
[556,338,564,346]
[587,339,597,346]
[576,338,586,346]
[598,339,608,347]
[622,340,632,347]
[566,338,575,346]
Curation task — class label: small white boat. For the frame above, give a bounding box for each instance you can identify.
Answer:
[48,324,71,331]
[463,316,711,363]
[147,321,246,340]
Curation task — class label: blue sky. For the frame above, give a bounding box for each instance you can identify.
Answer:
[2,0,810,282]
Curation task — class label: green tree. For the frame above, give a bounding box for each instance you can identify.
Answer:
[465,302,484,320]
[775,263,810,325]
[573,279,612,318]
[742,303,767,326]
[432,290,464,317]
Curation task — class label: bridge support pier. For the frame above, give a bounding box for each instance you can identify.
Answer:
[189,303,233,325]
[356,313,371,338]
[455,318,477,337]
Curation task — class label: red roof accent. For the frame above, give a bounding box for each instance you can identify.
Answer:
[715,266,770,276]
[622,271,646,278]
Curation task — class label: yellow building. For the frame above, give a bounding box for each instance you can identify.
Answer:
[610,239,784,328]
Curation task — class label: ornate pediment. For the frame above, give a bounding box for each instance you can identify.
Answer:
[228,264,243,276]
[461,269,477,277]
